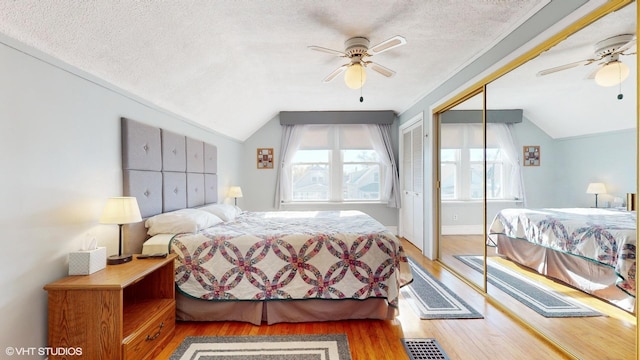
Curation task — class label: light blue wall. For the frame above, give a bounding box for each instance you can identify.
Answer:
[241,115,282,211]
[554,129,636,207]
[0,39,242,355]
[513,120,636,209]
[512,117,559,208]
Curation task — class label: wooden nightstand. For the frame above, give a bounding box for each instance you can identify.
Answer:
[44,254,177,360]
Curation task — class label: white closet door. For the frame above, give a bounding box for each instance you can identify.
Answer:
[401,131,414,243]
[400,118,423,251]
[411,124,424,249]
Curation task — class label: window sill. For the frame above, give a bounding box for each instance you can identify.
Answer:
[281,201,387,207]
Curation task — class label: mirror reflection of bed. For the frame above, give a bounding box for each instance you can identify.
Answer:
[438,2,636,359]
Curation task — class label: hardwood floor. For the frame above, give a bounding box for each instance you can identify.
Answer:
[440,235,636,360]
[152,238,591,360]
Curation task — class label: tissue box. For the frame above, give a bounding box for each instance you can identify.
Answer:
[68,247,107,275]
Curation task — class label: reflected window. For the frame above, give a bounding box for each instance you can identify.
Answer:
[441,124,516,201]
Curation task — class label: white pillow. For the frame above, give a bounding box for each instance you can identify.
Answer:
[199,204,242,222]
[145,208,223,236]
[177,208,224,229]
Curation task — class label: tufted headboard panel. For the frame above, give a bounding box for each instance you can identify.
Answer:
[120,117,218,253]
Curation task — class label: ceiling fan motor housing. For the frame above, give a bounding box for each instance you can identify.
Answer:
[594,34,634,57]
[344,37,370,57]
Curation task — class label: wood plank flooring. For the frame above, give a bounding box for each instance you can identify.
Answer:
[151,238,618,360]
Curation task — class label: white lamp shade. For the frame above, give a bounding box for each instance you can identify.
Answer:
[344,63,367,89]
[586,182,607,194]
[99,197,142,225]
[228,186,243,198]
[594,61,629,87]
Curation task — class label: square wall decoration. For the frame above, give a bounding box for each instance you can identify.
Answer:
[257,148,274,169]
[523,145,540,166]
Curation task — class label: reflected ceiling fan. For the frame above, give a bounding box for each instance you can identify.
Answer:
[309,35,407,90]
[536,34,636,87]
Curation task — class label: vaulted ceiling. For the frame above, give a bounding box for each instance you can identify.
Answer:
[0,1,635,141]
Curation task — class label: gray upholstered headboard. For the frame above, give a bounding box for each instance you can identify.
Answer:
[120,117,218,253]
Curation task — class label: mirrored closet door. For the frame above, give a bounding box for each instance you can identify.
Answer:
[436,1,637,358]
[437,91,486,290]
[483,2,637,357]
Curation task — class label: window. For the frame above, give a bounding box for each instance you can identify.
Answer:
[288,125,385,203]
[440,123,519,201]
[291,150,329,201]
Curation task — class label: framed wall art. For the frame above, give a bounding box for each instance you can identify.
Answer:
[523,145,540,166]
[257,148,274,169]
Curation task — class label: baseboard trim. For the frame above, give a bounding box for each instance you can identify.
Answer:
[441,225,483,235]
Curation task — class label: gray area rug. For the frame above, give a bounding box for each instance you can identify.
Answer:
[455,255,603,317]
[169,333,351,360]
[401,257,483,319]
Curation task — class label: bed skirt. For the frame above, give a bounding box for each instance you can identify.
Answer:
[495,235,635,313]
[176,292,397,325]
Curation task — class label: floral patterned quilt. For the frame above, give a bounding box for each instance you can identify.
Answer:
[170,210,413,306]
[489,208,636,296]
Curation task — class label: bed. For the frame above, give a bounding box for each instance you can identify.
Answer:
[119,117,412,324]
[140,207,412,324]
[488,207,636,312]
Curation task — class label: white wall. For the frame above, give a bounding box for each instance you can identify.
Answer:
[0,40,242,356]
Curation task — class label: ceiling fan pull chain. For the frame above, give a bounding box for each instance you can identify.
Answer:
[617,64,624,100]
[359,72,364,103]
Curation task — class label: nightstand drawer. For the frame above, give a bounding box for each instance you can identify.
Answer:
[123,301,175,360]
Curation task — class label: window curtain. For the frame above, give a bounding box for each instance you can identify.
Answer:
[367,124,401,208]
[274,124,305,208]
[488,123,526,204]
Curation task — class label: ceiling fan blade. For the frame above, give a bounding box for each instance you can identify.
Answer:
[536,59,597,76]
[309,45,347,57]
[322,64,348,82]
[369,35,407,55]
[366,62,396,77]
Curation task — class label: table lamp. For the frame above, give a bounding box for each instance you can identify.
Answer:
[228,186,243,206]
[100,197,142,265]
[586,183,606,208]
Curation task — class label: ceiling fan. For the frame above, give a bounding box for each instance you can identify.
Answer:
[536,34,636,87]
[309,35,407,90]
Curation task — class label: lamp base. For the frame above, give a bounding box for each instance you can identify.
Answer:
[107,254,133,265]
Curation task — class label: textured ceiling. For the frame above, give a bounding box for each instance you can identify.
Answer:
[0,0,550,141]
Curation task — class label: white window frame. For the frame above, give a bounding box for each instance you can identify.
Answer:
[288,126,386,204]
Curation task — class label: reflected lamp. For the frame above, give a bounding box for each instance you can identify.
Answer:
[586,182,607,208]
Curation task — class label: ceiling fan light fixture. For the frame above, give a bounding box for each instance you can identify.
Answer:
[594,60,630,87]
[344,63,367,89]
